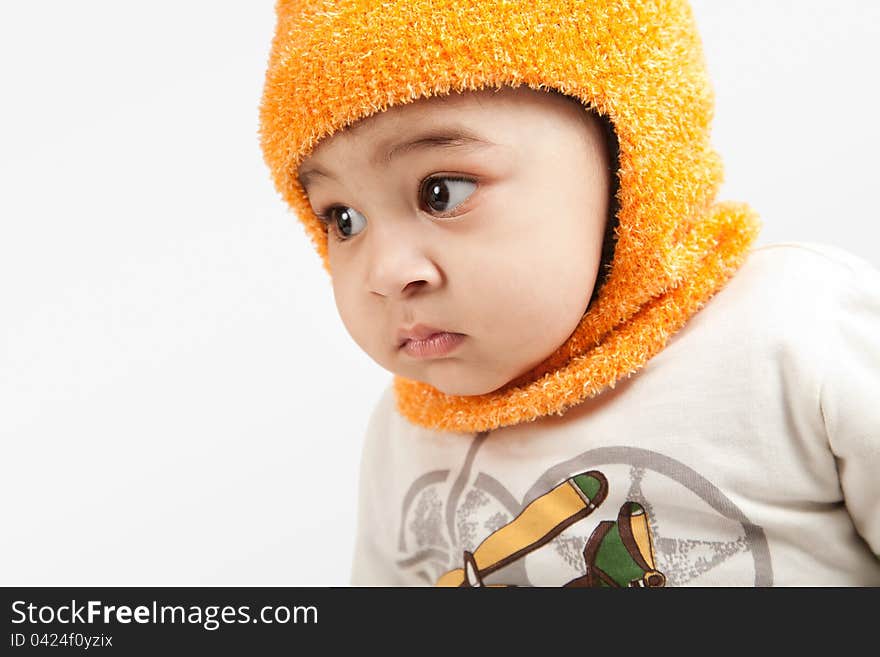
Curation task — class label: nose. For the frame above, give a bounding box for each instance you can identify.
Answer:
[365,222,442,299]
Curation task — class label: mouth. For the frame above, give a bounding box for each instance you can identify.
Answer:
[396,324,465,359]
[399,331,466,359]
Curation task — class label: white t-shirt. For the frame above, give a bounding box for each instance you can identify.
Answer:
[350,243,880,586]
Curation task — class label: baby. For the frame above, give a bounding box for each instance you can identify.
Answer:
[259,0,880,586]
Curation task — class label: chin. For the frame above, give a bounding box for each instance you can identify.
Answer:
[390,359,513,397]
[426,373,510,398]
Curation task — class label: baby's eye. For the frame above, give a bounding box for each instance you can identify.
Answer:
[323,206,367,240]
[420,176,477,214]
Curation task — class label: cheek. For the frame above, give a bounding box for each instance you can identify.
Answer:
[332,276,397,362]
[331,280,368,343]
[328,246,360,324]
[452,246,562,350]
[458,204,601,352]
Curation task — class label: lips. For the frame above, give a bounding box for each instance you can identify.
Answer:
[396,323,466,358]
[396,323,452,348]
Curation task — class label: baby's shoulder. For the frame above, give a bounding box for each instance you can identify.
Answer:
[718,241,878,315]
[743,242,875,279]
[365,380,397,435]
[686,241,880,361]
[361,379,436,446]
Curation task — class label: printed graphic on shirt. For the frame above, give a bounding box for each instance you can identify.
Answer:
[567,501,667,588]
[396,436,772,586]
[436,471,610,586]
[437,471,667,587]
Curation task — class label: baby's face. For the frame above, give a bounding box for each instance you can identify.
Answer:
[297,86,610,396]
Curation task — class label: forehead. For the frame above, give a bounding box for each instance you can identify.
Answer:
[297,124,500,191]
[310,89,491,152]
[298,86,587,171]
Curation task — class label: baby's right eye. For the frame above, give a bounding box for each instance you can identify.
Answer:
[320,206,367,241]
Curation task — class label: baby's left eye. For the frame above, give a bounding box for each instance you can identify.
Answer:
[419,176,477,214]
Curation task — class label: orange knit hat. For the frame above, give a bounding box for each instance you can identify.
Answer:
[258,0,761,434]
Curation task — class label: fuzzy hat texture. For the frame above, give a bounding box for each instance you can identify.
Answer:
[258,0,761,433]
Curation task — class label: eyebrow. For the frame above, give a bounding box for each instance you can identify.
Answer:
[296,127,497,190]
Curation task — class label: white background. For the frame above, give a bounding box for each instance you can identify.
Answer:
[1,1,878,586]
